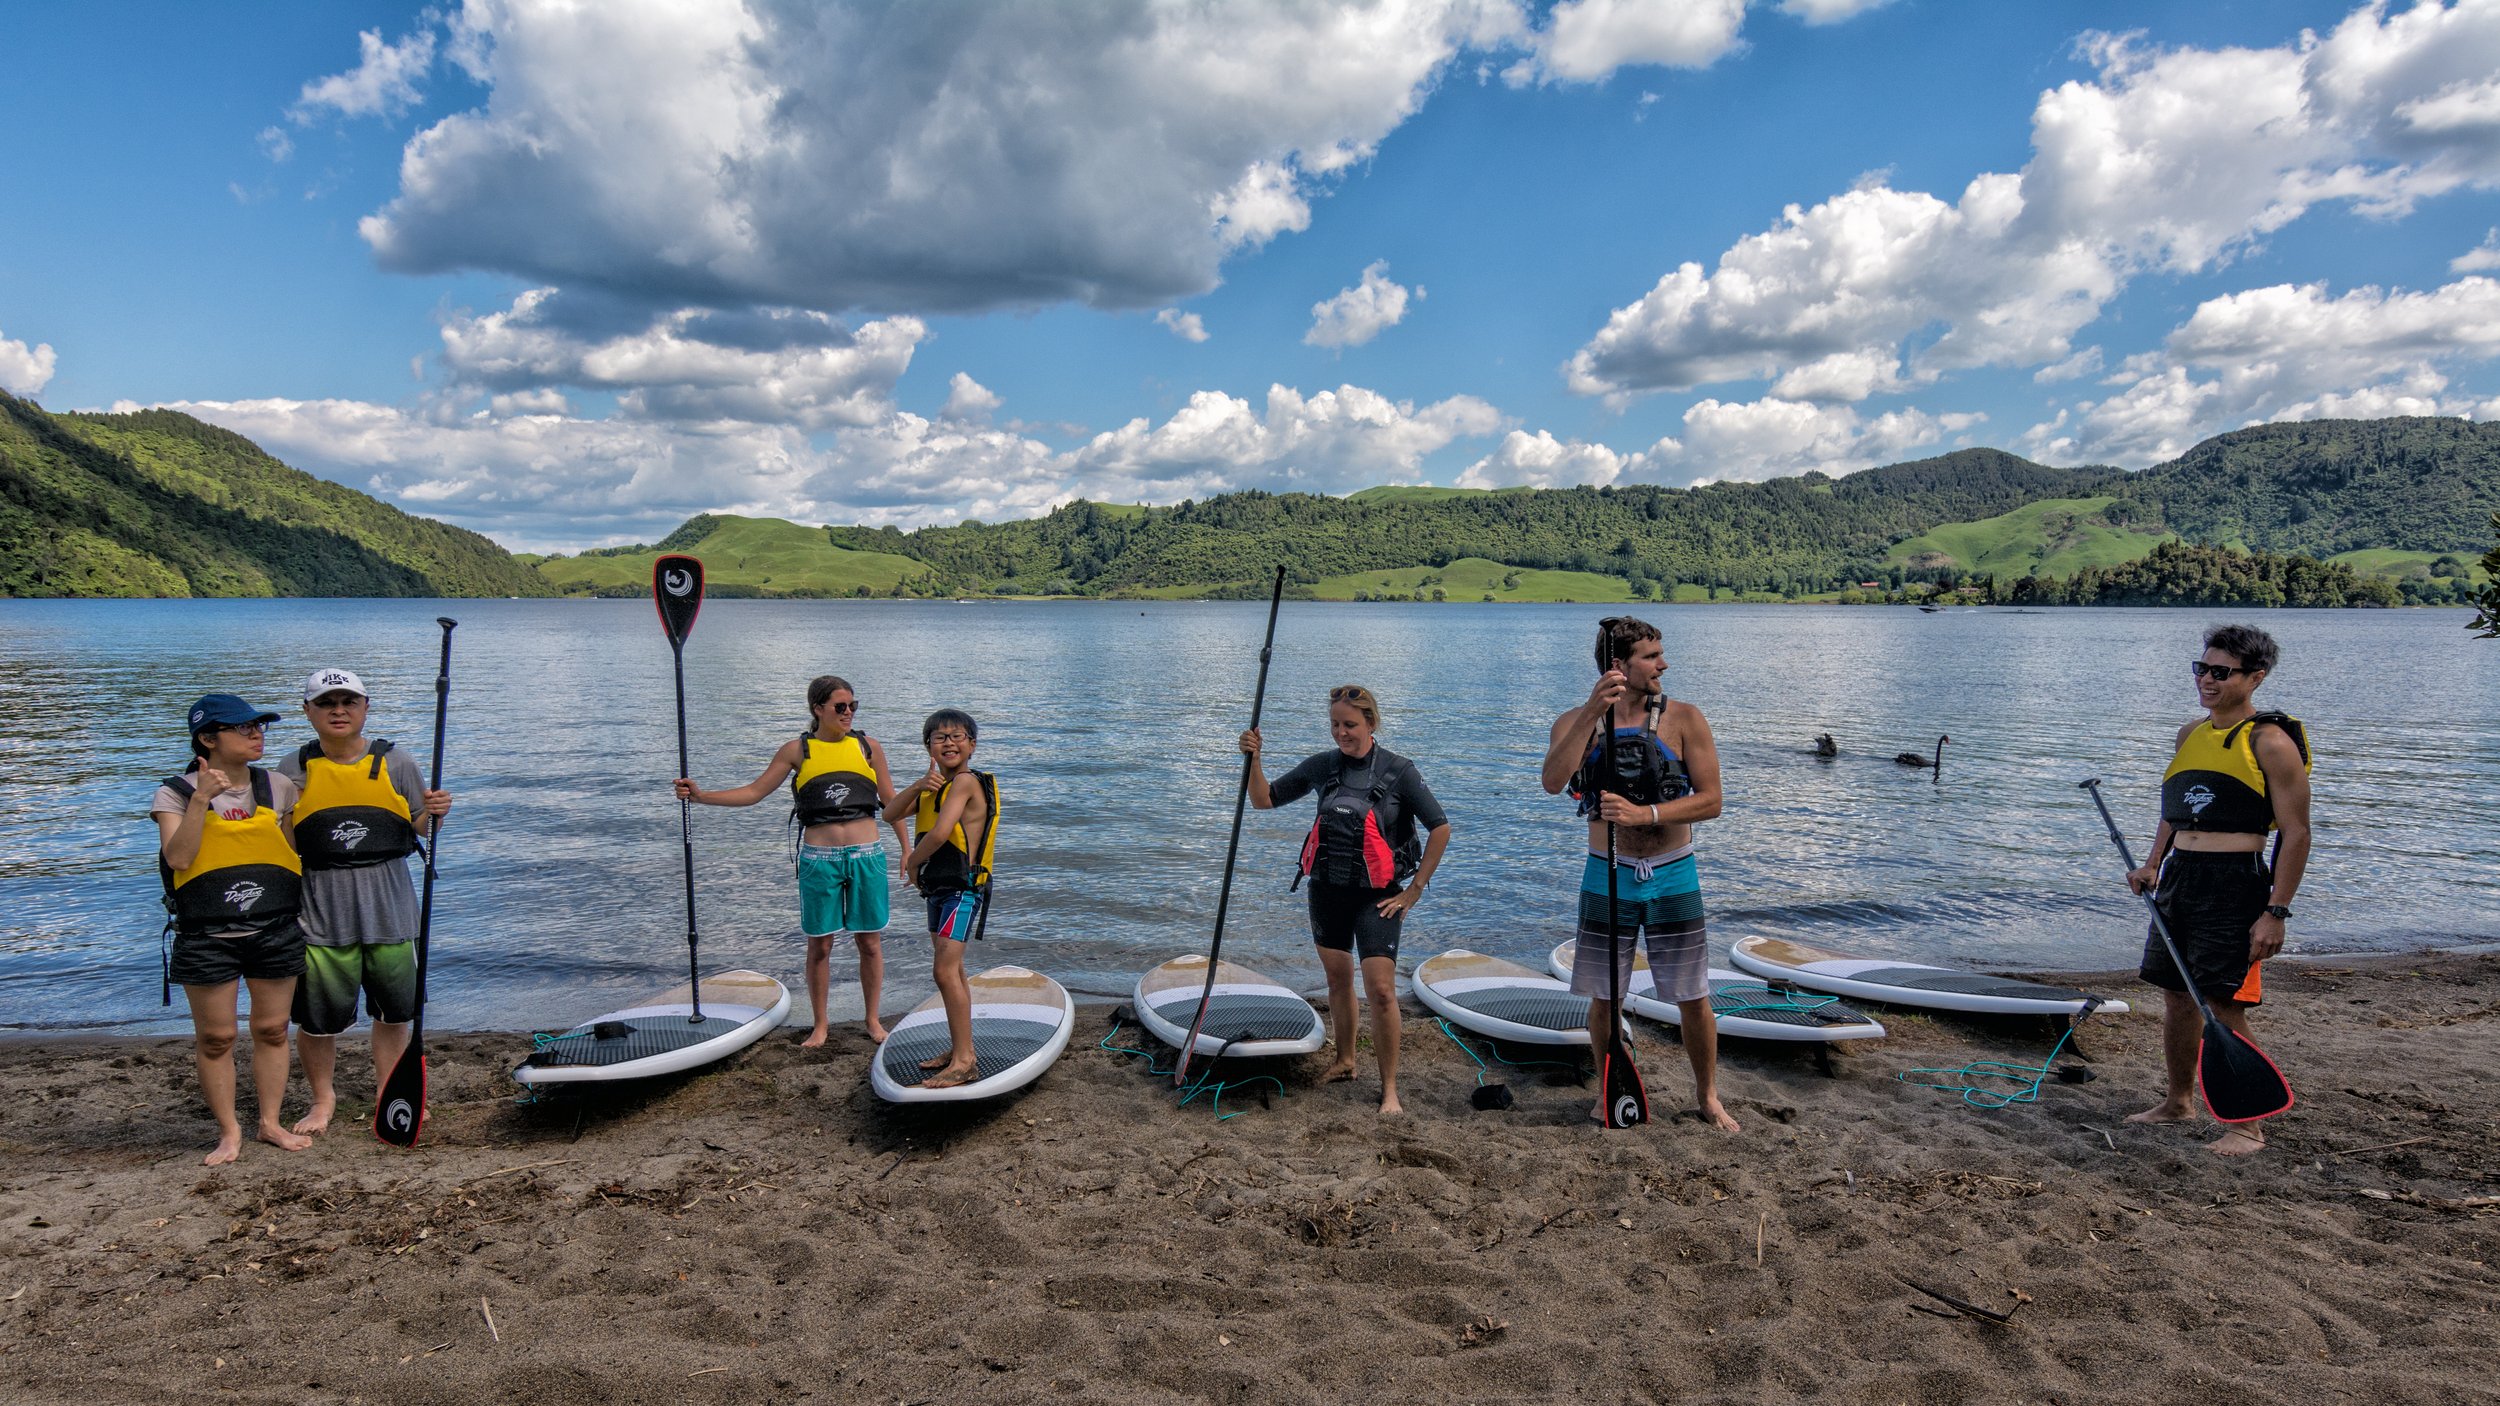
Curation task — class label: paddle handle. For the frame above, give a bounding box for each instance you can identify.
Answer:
[1175,564,1287,1085]
[2079,779,2219,1029]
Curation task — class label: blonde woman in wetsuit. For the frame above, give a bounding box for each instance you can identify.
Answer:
[1240,684,1452,1117]
[675,675,909,1046]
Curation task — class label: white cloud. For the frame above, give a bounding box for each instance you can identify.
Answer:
[257,126,294,162]
[1155,308,1211,343]
[2033,347,2105,383]
[293,26,437,121]
[1779,0,1896,25]
[359,0,1516,314]
[159,377,1507,548]
[2456,227,2500,271]
[436,290,924,428]
[2026,276,2500,463]
[1667,397,1980,483]
[0,327,58,396]
[1506,0,1749,84]
[1456,429,1641,488]
[1305,261,1419,349]
[1568,1,2500,408]
[941,372,1002,422]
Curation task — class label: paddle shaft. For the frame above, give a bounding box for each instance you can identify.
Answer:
[672,639,703,1022]
[1590,635,1641,1120]
[2080,780,2224,1031]
[1174,564,1287,1086]
[375,616,454,1148]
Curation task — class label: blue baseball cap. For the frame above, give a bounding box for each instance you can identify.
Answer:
[187,694,282,733]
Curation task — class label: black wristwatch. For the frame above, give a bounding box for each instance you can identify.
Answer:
[2262,904,2292,921]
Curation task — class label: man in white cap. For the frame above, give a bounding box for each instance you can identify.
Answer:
[272,667,451,1135]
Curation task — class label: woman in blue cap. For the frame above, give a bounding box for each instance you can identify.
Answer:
[150,694,310,1164]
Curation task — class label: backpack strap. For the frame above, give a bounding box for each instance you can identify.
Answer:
[250,767,274,811]
[366,737,393,780]
[295,740,324,768]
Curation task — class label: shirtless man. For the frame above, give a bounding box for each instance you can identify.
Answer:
[2124,624,2311,1157]
[1540,616,1739,1133]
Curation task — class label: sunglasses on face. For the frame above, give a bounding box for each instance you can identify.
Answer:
[2189,661,2256,681]
[205,722,267,738]
[927,730,969,745]
[310,694,364,709]
[824,701,858,714]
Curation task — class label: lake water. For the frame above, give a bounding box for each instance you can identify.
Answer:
[4,599,2494,1034]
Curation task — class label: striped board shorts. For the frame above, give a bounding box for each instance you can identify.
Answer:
[1572,845,1708,1005]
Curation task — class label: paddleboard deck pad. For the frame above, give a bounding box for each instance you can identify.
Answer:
[1729,935,2128,1017]
[873,966,1075,1104]
[1414,949,1594,1047]
[514,969,791,1086]
[1543,941,1885,1042]
[1134,955,1326,1058]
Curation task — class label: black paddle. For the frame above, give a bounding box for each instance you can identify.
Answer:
[1595,630,1648,1129]
[2080,778,2294,1124]
[655,554,708,1023]
[375,616,455,1148]
[1174,564,1287,1088]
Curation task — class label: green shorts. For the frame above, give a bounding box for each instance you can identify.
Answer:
[293,940,418,1036]
[800,843,889,938]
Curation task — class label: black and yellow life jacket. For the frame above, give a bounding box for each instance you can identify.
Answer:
[291,739,418,869]
[914,770,998,895]
[791,730,880,826]
[2161,711,2311,834]
[159,767,303,937]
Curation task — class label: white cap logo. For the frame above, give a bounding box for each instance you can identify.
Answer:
[303,668,369,701]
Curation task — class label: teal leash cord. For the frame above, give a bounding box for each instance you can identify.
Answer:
[1897,1021,2083,1110]
[1432,1018,1583,1085]
[1100,1016,1282,1121]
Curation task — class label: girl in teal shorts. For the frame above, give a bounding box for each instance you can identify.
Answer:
[675,675,908,1046]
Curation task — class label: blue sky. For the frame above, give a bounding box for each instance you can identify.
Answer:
[5,0,2498,551]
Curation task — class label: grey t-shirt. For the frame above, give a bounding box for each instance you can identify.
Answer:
[273,742,426,948]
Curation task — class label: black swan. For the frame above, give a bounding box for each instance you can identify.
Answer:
[1894,735,1949,774]
[1812,734,1838,759]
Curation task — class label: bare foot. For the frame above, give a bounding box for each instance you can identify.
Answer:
[798,1026,829,1050]
[865,1021,890,1043]
[291,1098,335,1136]
[1318,1061,1358,1083]
[204,1130,243,1166]
[920,1062,978,1090]
[1378,1090,1403,1116]
[920,1054,950,1071]
[2212,1128,2267,1157]
[2125,1101,2196,1125]
[256,1122,312,1153]
[1697,1096,1741,1133]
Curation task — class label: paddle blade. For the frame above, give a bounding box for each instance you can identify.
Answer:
[1600,1046,1648,1129]
[653,554,705,646]
[2197,1019,2294,1124]
[373,1051,428,1148]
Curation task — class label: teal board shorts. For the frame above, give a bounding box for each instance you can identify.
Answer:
[293,939,418,1035]
[800,842,890,938]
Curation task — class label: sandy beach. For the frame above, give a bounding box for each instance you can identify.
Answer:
[3,951,2495,1405]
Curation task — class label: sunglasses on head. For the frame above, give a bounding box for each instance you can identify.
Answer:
[2189,660,2256,680]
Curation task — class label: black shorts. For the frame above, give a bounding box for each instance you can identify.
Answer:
[169,920,306,988]
[2140,849,2271,1005]
[1306,880,1402,962]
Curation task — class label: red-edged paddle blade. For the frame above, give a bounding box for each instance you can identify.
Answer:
[1600,1043,1649,1129]
[2196,1019,2293,1123]
[373,1052,428,1148]
[653,554,705,646]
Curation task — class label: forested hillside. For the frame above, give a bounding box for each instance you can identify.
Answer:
[0,392,551,598]
[2127,418,2500,556]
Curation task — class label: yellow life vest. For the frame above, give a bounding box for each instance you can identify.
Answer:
[2161,711,2311,834]
[161,767,303,936]
[791,730,880,825]
[914,770,998,894]
[291,739,418,868]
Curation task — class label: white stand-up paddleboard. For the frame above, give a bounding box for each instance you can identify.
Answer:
[1543,940,1886,1043]
[1728,935,2129,1017]
[1134,955,1326,1058]
[1413,949,1595,1047]
[514,969,792,1086]
[872,965,1075,1104]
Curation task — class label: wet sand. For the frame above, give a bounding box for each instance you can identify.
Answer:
[3,952,2495,1405]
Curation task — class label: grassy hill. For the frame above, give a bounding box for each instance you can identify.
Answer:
[536,513,929,597]
[1305,556,1641,602]
[1885,496,2172,577]
[1,392,551,597]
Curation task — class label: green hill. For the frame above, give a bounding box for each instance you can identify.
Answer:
[1,392,551,597]
[1885,496,2172,577]
[536,513,929,597]
[1306,556,1640,602]
[2127,417,2500,555]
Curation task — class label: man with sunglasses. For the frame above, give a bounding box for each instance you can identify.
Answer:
[273,669,452,1135]
[2124,624,2312,1156]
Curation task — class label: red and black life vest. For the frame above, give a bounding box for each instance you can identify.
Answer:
[1292,749,1421,891]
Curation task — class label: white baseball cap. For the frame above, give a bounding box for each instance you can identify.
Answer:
[302,668,369,701]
